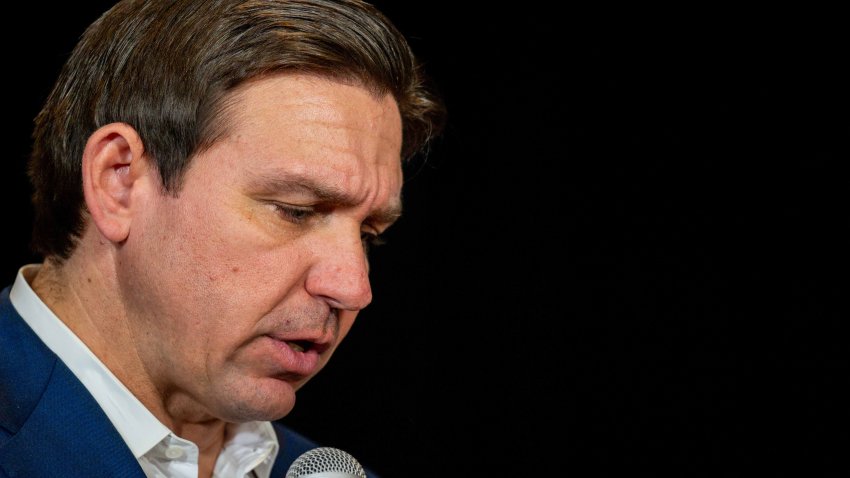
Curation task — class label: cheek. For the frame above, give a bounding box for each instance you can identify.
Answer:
[176,210,267,286]
[171,229,309,341]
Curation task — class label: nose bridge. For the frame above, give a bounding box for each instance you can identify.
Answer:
[306,222,373,311]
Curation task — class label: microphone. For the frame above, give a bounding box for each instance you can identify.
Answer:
[285,447,368,478]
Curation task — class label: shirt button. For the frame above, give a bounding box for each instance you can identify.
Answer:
[165,446,184,459]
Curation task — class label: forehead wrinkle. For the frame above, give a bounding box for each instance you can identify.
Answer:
[247,170,403,225]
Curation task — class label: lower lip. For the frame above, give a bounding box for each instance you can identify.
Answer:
[264,336,321,377]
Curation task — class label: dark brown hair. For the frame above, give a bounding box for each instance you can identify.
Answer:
[29,0,445,260]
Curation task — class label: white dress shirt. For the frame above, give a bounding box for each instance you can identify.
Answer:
[9,265,280,478]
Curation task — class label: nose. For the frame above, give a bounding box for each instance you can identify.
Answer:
[305,226,373,311]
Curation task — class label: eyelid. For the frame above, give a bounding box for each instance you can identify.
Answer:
[270,202,315,223]
[268,200,392,251]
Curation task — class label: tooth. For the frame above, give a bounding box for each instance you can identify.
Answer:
[288,341,304,353]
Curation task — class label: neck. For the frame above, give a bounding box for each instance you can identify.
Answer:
[31,254,139,384]
[30,249,231,464]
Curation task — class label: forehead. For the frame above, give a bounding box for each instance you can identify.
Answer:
[202,74,404,216]
[226,73,401,137]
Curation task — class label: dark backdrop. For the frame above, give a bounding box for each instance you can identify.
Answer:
[5,2,847,476]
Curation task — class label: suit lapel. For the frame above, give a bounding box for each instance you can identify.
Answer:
[0,288,145,478]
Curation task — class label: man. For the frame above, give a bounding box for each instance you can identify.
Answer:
[0,1,444,476]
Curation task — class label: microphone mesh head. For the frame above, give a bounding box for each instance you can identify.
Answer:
[285,447,367,478]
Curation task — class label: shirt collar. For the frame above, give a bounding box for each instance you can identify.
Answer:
[217,421,280,477]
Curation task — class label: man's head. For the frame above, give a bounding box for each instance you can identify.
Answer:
[27,0,444,424]
[29,0,444,260]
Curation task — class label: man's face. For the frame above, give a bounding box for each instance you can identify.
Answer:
[119,74,403,422]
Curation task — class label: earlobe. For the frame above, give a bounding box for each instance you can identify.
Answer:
[81,123,148,244]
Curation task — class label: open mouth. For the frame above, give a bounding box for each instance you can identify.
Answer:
[286,340,310,353]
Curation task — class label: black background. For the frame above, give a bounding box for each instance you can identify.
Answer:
[4,2,847,476]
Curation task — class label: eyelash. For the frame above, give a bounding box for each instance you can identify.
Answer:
[272,203,387,252]
[273,203,314,224]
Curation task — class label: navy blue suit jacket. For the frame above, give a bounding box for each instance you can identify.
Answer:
[0,285,373,477]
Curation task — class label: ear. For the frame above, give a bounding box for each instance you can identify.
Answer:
[81,122,150,244]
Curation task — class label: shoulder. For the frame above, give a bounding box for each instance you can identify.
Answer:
[274,422,321,460]
[269,422,320,476]
[0,286,57,438]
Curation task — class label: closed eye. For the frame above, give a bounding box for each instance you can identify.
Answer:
[361,231,386,254]
[270,203,315,224]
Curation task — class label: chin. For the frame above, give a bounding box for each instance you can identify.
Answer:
[216,378,298,422]
[222,397,296,423]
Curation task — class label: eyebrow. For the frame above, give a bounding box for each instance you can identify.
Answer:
[248,171,403,225]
